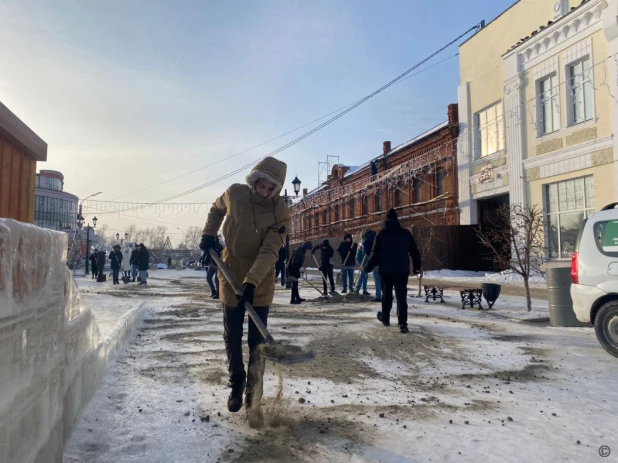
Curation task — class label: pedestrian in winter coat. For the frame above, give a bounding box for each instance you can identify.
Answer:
[129,244,140,282]
[361,229,381,301]
[312,239,335,295]
[200,156,291,424]
[365,209,421,333]
[96,250,106,277]
[337,234,357,293]
[109,245,123,285]
[122,247,132,278]
[204,237,224,299]
[275,245,287,287]
[89,249,99,279]
[287,241,313,304]
[137,243,150,284]
[354,242,371,295]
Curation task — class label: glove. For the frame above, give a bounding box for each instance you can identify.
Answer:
[364,265,373,274]
[413,269,421,275]
[199,235,216,254]
[237,283,255,308]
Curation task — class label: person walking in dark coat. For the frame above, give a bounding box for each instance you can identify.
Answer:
[365,209,421,333]
[275,245,287,287]
[96,250,106,281]
[129,244,140,282]
[204,237,224,299]
[109,245,123,285]
[287,241,312,304]
[312,239,335,295]
[137,243,150,285]
[337,234,357,293]
[89,249,99,279]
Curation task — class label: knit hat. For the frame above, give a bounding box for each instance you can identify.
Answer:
[386,208,398,220]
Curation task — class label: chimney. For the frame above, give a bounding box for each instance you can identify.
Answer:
[383,141,391,156]
[303,188,308,197]
[448,103,459,124]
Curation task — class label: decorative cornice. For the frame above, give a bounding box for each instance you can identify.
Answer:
[522,134,613,170]
[504,74,524,94]
[504,0,603,65]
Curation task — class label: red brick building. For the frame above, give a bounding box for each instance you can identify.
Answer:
[290,104,459,243]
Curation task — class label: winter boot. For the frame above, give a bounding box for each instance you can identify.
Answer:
[377,311,390,327]
[342,289,348,294]
[363,291,371,296]
[400,325,409,333]
[227,379,246,413]
[213,293,220,300]
[371,297,382,302]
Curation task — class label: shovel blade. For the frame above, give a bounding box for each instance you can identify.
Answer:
[260,343,315,365]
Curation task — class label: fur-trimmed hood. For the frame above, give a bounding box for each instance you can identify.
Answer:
[245,157,287,199]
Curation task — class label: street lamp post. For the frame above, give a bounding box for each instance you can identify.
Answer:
[78,192,102,275]
[78,216,97,275]
[283,177,301,289]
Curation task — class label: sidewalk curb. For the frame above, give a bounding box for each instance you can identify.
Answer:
[100,301,149,364]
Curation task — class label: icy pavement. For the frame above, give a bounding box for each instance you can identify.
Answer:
[64,271,618,463]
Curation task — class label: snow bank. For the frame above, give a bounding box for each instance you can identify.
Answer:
[0,219,145,463]
[423,269,547,286]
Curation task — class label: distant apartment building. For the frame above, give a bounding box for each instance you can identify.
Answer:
[0,101,47,223]
[34,170,79,231]
[457,0,618,261]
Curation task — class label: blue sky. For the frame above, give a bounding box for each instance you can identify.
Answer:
[0,0,515,241]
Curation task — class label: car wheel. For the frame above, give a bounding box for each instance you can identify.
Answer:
[594,300,618,358]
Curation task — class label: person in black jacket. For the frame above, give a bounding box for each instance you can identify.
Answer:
[365,209,421,333]
[109,244,123,285]
[337,234,358,293]
[275,245,287,287]
[89,249,99,280]
[129,244,140,282]
[287,241,312,304]
[96,250,106,281]
[204,237,224,299]
[312,239,335,295]
[137,243,150,285]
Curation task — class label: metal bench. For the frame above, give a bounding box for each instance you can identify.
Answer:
[424,285,483,310]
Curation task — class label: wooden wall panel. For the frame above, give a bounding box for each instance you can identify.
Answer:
[0,137,36,223]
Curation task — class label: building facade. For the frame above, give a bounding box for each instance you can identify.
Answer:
[0,101,47,223]
[290,104,459,243]
[457,0,618,261]
[34,170,79,231]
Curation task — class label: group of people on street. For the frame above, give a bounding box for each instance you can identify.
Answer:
[197,156,422,428]
[88,243,150,285]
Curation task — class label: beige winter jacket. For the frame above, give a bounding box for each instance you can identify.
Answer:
[203,157,291,308]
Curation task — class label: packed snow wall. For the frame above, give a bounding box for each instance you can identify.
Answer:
[0,219,106,463]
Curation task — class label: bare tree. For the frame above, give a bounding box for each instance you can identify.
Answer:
[476,204,544,312]
[414,226,447,297]
[67,230,83,272]
[181,226,202,250]
[95,224,113,250]
[124,224,138,243]
[144,226,167,249]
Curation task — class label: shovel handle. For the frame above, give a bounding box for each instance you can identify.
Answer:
[209,249,275,344]
[312,254,329,285]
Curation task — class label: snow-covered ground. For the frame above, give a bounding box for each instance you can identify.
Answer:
[64,270,618,463]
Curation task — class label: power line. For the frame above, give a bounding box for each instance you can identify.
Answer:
[100,26,479,215]
[109,53,459,203]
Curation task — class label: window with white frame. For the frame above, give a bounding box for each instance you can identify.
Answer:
[539,75,560,134]
[475,101,505,158]
[545,176,595,259]
[568,58,594,125]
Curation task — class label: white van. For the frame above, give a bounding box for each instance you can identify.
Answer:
[571,203,618,357]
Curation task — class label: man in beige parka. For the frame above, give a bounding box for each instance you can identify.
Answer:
[200,156,291,418]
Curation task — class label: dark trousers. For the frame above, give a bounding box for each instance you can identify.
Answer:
[112,268,120,284]
[91,264,98,279]
[290,281,300,302]
[381,274,409,327]
[206,266,219,295]
[275,261,286,286]
[223,304,269,396]
[321,267,335,293]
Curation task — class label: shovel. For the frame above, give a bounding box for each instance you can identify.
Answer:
[351,254,369,295]
[209,249,315,365]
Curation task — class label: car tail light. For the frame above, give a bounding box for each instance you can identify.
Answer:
[571,252,579,284]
